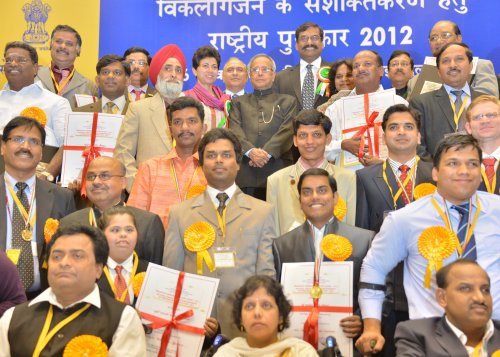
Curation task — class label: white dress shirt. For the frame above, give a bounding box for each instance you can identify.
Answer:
[299,57,322,90]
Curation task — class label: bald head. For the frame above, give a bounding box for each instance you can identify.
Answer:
[86,157,126,211]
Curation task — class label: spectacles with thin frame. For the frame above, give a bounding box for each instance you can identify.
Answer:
[429,32,454,43]
[6,136,42,146]
[127,60,148,67]
[85,172,124,181]
[249,66,273,74]
[471,112,499,122]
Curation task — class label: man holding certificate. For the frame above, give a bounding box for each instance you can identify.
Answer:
[163,128,277,339]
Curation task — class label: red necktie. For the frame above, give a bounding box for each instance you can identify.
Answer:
[132,89,142,101]
[483,157,496,187]
[399,164,412,205]
[114,265,130,304]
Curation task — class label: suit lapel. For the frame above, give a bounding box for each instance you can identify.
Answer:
[0,174,7,249]
[35,179,54,258]
[298,222,316,261]
[373,163,398,209]
[192,191,219,228]
[38,68,56,92]
[225,189,248,225]
[121,98,130,115]
[290,65,302,106]
[63,70,85,94]
[150,96,170,150]
[436,87,457,131]
[145,85,156,98]
[435,317,468,357]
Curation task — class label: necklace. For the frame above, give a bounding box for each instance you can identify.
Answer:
[260,105,275,124]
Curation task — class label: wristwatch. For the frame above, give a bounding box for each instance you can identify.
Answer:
[40,171,55,182]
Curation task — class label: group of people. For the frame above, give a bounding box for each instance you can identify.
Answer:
[0,18,499,357]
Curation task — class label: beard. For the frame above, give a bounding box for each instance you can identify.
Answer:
[155,77,183,100]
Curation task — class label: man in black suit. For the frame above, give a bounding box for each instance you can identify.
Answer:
[409,42,486,158]
[356,104,435,357]
[274,22,331,111]
[395,259,500,356]
[0,116,75,298]
[60,156,165,264]
[274,168,374,342]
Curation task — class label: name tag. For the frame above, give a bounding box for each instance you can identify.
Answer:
[6,249,21,265]
[214,247,235,268]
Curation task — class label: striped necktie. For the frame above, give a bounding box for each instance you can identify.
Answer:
[452,203,477,261]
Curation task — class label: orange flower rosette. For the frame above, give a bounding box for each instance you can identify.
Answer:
[491,350,500,357]
[320,234,353,261]
[186,184,207,199]
[334,196,347,221]
[20,107,47,127]
[418,226,457,288]
[44,218,59,244]
[184,222,216,274]
[63,335,108,357]
[413,183,437,200]
[132,272,146,297]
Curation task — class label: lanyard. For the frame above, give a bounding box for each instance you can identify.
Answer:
[309,222,327,298]
[102,251,139,303]
[216,208,227,245]
[88,208,98,227]
[5,179,37,230]
[480,167,497,194]
[50,67,76,95]
[33,303,91,357]
[472,341,483,357]
[170,159,200,202]
[449,93,469,128]
[431,195,480,256]
[382,158,419,209]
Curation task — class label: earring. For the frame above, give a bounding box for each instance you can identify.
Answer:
[240,324,245,332]
[278,322,284,332]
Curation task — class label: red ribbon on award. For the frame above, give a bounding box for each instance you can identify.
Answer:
[139,271,205,357]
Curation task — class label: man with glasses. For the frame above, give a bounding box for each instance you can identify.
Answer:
[387,50,414,100]
[60,156,165,264]
[36,25,98,110]
[0,116,75,298]
[123,46,157,101]
[222,57,247,97]
[465,95,500,195]
[274,22,332,111]
[229,54,297,200]
[407,20,498,98]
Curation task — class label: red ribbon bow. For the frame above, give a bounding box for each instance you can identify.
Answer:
[79,112,101,197]
[350,94,380,161]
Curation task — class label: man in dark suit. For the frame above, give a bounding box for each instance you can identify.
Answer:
[123,46,157,101]
[76,54,131,115]
[0,116,76,298]
[409,42,486,158]
[356,104,435,357]
[274,22,331,111]
[465,95,500,195]
[395,259,500,356]
[274,168,374,342]
[60,156,165,264]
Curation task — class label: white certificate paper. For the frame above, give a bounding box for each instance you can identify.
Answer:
[281,262,354,357]
[136,264,219,357]
[60,112,123,186]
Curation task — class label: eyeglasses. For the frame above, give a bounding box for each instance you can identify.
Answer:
[249,66,273,74]
[298,35,321,43]
[429,32,454,43]
[85,172,124,181]
[127,60,148,67]
[4,56,30,65]
[471,112,499,122]
[6,136,42,146]
[389,61,411,68]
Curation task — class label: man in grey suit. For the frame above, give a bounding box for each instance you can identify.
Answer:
[0,117,75,298]
[395,259,500,356]
[409,42,486,158]
[274,168,374,342]
[274,22,332,111]
[60,156,165,265]
[163,128,277,339]
[36,24,97,109]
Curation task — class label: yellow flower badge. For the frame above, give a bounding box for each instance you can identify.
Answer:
[418,226,457,288]
[44,218,59,244]
[320,234,353,261]
[491,350,500,357]
[413,183,437,200]
[187,184,207,199]
[63,335,108,357]
[334,196,347,221]
[20,107,47,127]
[132,272,146,297]
[184,222,216,274]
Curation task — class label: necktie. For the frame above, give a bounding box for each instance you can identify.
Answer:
[482,157,496,188]
[398,164,413,205]
[231,93,238,99]
[12,182,34,289]
[114,265,130,304]
[452,204,477,261]
[302,64,315,110]
[451,90,465,130]
[216,192,229,217]
[104,102,119,114]
[132,89,142,101]
[59,69,70,85]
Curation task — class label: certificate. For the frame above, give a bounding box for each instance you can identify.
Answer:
[281,262,354,357]
[135,264,219,357]
[60,112,123,187]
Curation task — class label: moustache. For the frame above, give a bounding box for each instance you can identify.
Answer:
[15,149,33,158]
[132,68,141,74]
[302,45,318,50]
[56,49,69,55]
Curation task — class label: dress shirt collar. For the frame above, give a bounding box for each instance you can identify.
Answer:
[102,95,127,113]
[4,171,36,194]
[165,147,200,161]
[128,83,149,95]
[107,254,134,273]
[298,157,328,172]
[300,57,322,70]
[432,190,479,214]
[446,316,494,354]
[206,183,237,207]
[225,89,245,97]
[29,285,101,309]
[51,62,75,72]
[482,146,500,161]
[351,84,384,96]
[443,83,472,98]
[387,157,417,174]
[3,81,43,94]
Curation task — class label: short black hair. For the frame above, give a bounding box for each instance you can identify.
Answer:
[436,259,489,289]
[192,45,221,69]
[98,206,137,232]
[293,109,332,135]
[51,24,82,48]
[232,275,291,332]
[436,42,472,69]
[295,22,324,41]
[382,104,421,131]
[387,50,414,70]
[298,168,337,195]
[4,41,38,64]
[168,96,205,125]
[46,225,109,266]
[198,128,242,165]
[433,134,481,168]
[327,59,353,95]
[2,116,46,146]
[123,46,152,65]
[96,54,131,76]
